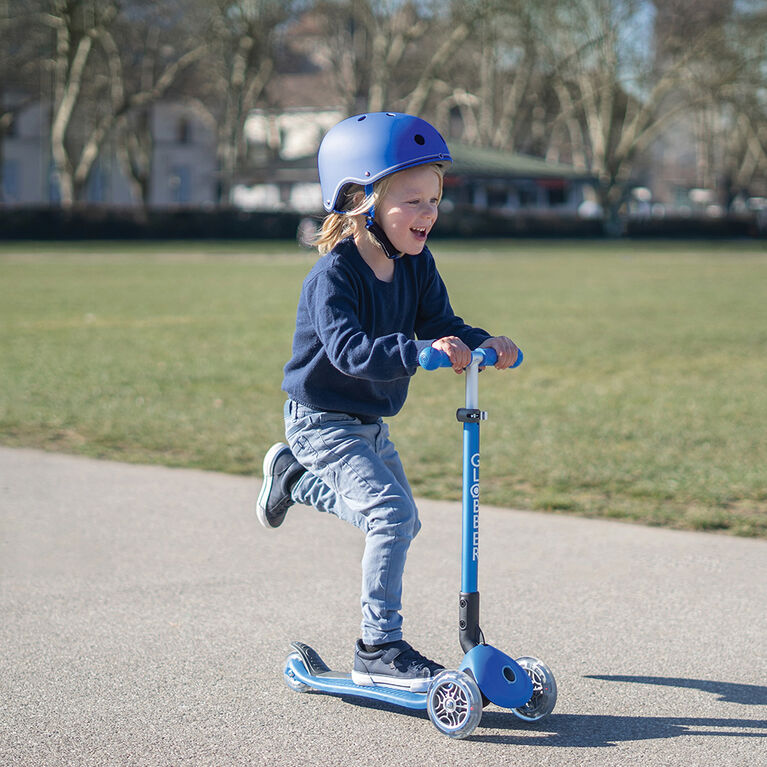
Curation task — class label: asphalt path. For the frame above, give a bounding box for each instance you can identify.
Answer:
[1,446,765,766]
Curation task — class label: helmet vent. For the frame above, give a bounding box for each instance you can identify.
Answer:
[357,115,367,121]
[414,134,425,145]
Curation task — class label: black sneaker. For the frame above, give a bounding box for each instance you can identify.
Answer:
[256,443,305,529]
[351,639,444,693]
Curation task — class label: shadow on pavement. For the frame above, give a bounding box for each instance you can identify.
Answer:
[474,675,767,746]
[583,675,767,705]
[473,712,767,747]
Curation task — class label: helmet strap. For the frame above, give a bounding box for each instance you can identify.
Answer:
[365,217,402,260]
[364,183,402,260]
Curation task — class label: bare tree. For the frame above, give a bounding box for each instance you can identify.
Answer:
[203,0,294,205]
[706,1,767,205]
[540,0,737,232]
[708,108,767,208]
[39,0,206,206]
[400,1,483,119]
[308,0,424,114]
[304,0,479,119]
[109,2,211,207]
[425,0,545,153]
[41,0,119,205]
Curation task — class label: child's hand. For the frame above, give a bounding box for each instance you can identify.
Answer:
[479,336,519,369]
[432,336,472,373]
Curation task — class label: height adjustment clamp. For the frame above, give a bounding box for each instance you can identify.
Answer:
[456,408,488,423]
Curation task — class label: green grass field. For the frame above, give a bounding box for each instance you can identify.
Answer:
[1,239,765,536]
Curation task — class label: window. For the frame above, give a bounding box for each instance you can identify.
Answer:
[538,179,568,207]
[486,184,509,209]
[547,186,566,206]
[169,165,191,203]
[176,118,191,145]
[517,183,539,208]
[86,164,107,203]
[1,160,19,201]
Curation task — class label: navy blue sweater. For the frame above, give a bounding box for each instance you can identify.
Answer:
[282,238,491,419]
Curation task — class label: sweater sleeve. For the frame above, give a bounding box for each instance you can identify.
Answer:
[306,269,430,382]
[414,251,492,348]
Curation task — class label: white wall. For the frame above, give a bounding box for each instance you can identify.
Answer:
[149,103,217,207]
[2,101,48,204]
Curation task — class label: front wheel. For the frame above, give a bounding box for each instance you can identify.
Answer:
[511,656,557,721]
[427,670,483,739]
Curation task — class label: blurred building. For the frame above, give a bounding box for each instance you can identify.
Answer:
[1,98,216,207]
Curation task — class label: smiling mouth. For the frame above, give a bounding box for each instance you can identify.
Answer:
[411,226,428,239]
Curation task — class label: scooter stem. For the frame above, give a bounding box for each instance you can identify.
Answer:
[461,355,482,593]
[459,352,485,652]
[417,346,523,654]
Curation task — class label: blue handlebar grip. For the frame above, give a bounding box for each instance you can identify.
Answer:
[418,346,524,370]
[477,347,498,366]
[476,348,524,367]
[418,346,452,370]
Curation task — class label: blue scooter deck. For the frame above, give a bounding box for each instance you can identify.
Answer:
[285,647,428,710]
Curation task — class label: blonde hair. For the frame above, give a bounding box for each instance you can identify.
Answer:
[313,163,445,255]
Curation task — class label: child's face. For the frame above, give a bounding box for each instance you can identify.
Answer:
[376,166,442,255]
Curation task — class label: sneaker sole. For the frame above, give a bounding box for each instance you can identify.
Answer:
[351,669,430,693]
[256,442,289,529]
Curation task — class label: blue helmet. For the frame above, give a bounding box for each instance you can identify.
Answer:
[318,112,452,213]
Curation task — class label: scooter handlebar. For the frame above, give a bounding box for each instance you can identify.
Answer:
[418,346,523,371]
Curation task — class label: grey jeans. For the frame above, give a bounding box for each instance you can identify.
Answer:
[284,399,422,645]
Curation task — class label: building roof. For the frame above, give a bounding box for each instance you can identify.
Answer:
[241,141,591,185]
[448,143,592,180]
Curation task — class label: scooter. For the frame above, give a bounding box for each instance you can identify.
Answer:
[282,346,557,739]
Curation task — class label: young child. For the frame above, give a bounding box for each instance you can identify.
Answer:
[257,112,519,692]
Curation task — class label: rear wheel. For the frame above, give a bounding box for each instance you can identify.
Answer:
[283,652,310,693]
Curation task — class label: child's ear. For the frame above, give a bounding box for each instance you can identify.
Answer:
[344,185,367,212]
